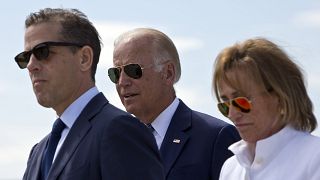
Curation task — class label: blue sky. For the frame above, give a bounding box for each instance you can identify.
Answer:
[1,1,319,179]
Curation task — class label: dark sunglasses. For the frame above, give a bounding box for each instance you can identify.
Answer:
[14,41,84,69]
[108,63,147,84]
[217,97,252,117]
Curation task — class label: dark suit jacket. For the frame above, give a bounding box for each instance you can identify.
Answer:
[160,100,240,180]
[23,93,164,180]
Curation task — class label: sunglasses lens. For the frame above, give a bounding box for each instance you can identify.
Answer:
[33,45,50,60]
[124,64,142,79]
[15,52,31,69]
[108,68,120,83]
[108,64,143,84]
[217,97,251,117]
[233,97,251,113]
[217,103,229,117]
[14,44,50,69]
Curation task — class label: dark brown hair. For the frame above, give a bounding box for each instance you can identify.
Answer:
[25,8,102,81]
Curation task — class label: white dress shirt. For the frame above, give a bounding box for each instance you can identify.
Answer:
[149,98,179,149]
[53,86,99,161]
[219,125,320,180]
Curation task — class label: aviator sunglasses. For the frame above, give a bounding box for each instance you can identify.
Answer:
[217,97,252,117]
[14,41,84,69]
[108,63,148,84]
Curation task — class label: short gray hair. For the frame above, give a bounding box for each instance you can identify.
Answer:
[114,28,181,83]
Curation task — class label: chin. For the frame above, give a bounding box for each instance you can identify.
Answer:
[124,106,135,114]
[241,134,257,143]
[37,100,51,108]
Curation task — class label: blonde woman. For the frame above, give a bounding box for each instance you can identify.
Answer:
[212,38,320,180]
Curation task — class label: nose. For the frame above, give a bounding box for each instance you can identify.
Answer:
[117,69,131,87]
[227,104,241,120]
[26,54,41,72]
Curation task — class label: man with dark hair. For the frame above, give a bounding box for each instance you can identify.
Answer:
[15,8,164,180]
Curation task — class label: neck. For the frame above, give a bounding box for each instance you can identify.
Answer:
[55,81,95,116]
[139,95,176,124]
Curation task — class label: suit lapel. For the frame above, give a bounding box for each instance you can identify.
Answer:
[160,100,192,176]
[47,93,108,179]
[26,136,48,180]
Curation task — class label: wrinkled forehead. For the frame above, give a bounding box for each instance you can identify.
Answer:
[113,37,154,66]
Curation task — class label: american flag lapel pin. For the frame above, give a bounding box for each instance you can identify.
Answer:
[173,139,181,143]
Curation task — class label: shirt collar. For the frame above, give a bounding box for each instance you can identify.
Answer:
[58,86,99,129]
[230,125,299,168]
[151,98,180,140]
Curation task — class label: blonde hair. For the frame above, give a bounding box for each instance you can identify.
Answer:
[212,38,316,132]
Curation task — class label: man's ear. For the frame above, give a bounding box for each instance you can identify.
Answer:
[79,45,93,72]
[162,61,176,84]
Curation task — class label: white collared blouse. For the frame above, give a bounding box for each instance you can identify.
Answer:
[219,125,320,180]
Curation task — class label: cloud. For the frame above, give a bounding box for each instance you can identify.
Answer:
[173,37,204,53]
[94,21,144,68]
[93,21,204,69]
[293,10,320,28]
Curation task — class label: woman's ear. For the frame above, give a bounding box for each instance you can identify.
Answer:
[79,45,93,72]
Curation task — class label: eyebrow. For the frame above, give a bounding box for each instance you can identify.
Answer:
[220,91,241,101]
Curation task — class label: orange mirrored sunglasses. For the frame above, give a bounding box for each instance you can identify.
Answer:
[217,97,252,117]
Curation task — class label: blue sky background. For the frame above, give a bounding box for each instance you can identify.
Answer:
[1,1,319,179]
